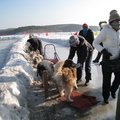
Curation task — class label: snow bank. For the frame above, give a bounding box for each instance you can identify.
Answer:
[0,36,35,120]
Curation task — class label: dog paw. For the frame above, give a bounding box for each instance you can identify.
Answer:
[74,85,78,89]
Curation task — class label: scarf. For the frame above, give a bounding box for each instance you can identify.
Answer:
[83,28,88,36]
[111,23,120,31]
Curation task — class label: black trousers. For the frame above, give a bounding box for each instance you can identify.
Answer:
[102,66,120,100]
[77,50,93,81]
[94,52,102,62]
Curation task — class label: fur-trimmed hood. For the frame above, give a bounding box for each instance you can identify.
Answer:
[101,23,114,30]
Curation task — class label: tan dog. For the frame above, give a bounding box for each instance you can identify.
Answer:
[53,59,78,102]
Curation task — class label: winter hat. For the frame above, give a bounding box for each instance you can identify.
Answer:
[109,10,120,23]
[69,35,80,47]
[83,23,88,28]
[69,36,80,47]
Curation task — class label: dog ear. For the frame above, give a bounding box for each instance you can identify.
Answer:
[63,59,73,67]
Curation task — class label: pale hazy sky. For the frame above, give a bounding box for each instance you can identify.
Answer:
[1,0,120,29]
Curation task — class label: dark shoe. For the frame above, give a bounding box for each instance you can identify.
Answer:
[93,60,99,63]
[104,99,109,104]
[111,92,116,99]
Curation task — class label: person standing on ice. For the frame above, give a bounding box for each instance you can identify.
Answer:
[27,37,43,55]
[93,10,120,104]
[93,21,107,63]
[78,23,94,85]
[79,23,94,48]
[68,35,93,86]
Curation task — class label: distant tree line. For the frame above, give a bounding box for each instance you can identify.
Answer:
[0,24,99,35]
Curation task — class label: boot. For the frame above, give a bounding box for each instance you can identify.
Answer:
[85,80,90,86]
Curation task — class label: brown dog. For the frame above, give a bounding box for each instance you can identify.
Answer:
[53,59,78,102]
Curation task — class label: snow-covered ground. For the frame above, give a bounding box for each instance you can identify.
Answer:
[0,33,118,120]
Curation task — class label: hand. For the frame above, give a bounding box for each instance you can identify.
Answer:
[101,49,112,60]
[76,63,82,68]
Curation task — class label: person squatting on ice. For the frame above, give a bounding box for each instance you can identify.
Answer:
[27,37,43,55]
[68,35,93,86]
[93,10,120,104]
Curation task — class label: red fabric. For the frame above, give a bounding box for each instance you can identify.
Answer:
[36,51,40,54]
[58,90,98,111]
[73,32,78,35]
[44,58,59,64]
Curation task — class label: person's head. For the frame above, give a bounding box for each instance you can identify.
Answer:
[69,35,80,47]
[109,10,120,31]
[82,23,88,30]
[29,33,33,38]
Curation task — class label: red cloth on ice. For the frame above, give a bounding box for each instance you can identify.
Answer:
[58,90,98,111]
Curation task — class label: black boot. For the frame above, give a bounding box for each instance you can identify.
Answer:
[93,60,99,63]
[111,92,116,99]
[110,88,116,99]
[104,99,109,104]
[85,80,90,86]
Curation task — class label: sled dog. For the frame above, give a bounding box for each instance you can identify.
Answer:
[37,60,54,84]
[53,59,78,102]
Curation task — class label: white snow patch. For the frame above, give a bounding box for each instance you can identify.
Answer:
[0,36,35,120]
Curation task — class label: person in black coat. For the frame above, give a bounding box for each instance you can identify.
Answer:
[27,38,43,55]
[79,23,94,48]
[68,35,93,86]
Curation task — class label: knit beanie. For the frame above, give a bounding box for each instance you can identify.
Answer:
[83,23,88,28]
[109,10,120,23]
[69,35,80,47]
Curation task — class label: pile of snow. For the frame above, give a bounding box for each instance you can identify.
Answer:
[0,36,35,120]
[0,33,71,120]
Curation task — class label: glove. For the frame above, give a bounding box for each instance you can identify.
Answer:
[101,49,112,60]
[75,63,82,68]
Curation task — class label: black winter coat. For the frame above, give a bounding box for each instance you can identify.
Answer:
[79,29,94,48]
[68,35,93,64]
[27,38,43,55]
